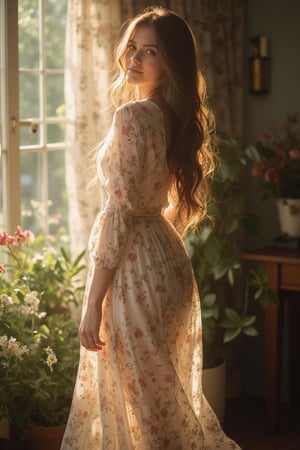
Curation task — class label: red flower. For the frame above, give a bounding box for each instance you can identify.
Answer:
[264,168,278,183]
[164,373,175,384]
[289,148,300,160]
[114,189,122,198]
[122,125,133,136]
[150,425,158,435]
[251,163,264,178]
[127,252,137,262]
[134,327,143,338]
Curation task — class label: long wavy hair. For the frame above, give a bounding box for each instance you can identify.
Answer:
[111,7,215,232]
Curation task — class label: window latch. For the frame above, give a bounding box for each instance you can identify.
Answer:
[11,117,38,134]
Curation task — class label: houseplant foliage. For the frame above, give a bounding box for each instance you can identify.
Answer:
[0,226,85,438]
[184,135,278,369]
[246,112,300,199]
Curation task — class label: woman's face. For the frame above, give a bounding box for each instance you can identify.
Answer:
[124,25,165,97]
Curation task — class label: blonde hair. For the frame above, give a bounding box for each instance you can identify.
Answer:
[111,6,215,233]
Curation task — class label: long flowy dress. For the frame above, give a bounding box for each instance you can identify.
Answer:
[61,100,240,449]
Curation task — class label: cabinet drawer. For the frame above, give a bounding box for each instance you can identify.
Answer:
[281,264,300,288]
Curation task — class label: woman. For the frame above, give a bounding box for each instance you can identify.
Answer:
[61,7,240,449]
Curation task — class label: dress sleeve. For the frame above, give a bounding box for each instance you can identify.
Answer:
[88,104,146,269]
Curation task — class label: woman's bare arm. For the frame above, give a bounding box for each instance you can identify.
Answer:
[79,267,115,351]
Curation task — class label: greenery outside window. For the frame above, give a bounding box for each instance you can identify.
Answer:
[0,0,68,237]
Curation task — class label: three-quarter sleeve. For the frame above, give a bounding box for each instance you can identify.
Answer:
[88,104,146,269]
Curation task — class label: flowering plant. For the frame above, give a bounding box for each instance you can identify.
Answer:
[0,227,85,434]
[247,112,300,198]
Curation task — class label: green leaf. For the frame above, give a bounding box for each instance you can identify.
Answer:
[243,326,259,337]
[202,293,216,307]
[241,315,256,327]
[223,327,241,343]
[245,145,261,162]
[60,247,70,263]
[220,318,237,329]
[225,308,241,323]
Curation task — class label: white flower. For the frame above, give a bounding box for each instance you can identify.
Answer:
[44,346,57,371]
[0,336,28,360]
[22,291,43,318]
[19,305,32,317]
[0,294,13,307]
[0,335,9,358]
[0,335,8,349]
[12,343,29,359]
[24,291,40,312]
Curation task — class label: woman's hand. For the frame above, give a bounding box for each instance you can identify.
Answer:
[79,304,105,351]
[79,266,115,351]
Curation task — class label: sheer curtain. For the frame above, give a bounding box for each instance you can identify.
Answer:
[65,0,244,256]
[64,0,121,258]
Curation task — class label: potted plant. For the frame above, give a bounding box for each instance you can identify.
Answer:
[246,111,300,237]
[184,135,278,422]
[0,226,85,448]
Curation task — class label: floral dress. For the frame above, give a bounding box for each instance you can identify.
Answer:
[61,100,240,450]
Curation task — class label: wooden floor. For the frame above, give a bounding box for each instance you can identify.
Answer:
[224,396,300,450]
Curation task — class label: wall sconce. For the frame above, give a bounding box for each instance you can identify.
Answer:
[249,36,270,95]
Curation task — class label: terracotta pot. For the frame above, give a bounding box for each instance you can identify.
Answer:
[202,360,226,425]
[25,424,66,450]
[277,198,300,237]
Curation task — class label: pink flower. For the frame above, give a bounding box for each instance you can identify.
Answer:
[128,176,135,184]
[15,226,35,243]
[160,408,168,418]
[114,189,122,198]
[150,425,158,435]
[164,373,175,384]
[289,148,300,160]
[0,232,8,245]
[134,327,143,338]
[0,264,6,273]
[0,226,34,246]
[264,168,278,183]
[138,377,146,388]
[5,236,18,246]
[258,131,270,143]
[122,125,133,136]
[127,252,137,262]
[251,163,264,178]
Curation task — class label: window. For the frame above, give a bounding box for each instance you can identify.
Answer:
[0,0,68,236]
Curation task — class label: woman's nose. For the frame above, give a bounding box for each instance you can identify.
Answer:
[131,50,142,63]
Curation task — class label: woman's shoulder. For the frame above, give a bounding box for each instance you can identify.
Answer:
[115,100,162,121]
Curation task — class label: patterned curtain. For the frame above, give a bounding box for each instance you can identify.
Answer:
[65,0,244,255]
[65,0,121,258]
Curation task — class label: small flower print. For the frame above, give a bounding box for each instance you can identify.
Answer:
[134,328,143,338]
[128,252,137,262]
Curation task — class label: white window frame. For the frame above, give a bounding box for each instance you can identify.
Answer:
[1,0,21,234]
[1,0,67,235]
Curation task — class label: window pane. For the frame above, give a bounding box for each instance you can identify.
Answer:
[45,0,68,69]
[48,150,68,234]
[18,0,39,70]
[20,125,40,146]
[19,72,40,118]
[20,151,43,234]
[47,123,64,144]
[47,73,64,117]
[0,156,3,230]
[0,4,3,231]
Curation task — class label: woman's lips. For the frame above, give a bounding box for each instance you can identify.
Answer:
[128,67,143,74]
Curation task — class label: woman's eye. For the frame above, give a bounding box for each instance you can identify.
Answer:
[146,48,156,56]
[127,44,135,50]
